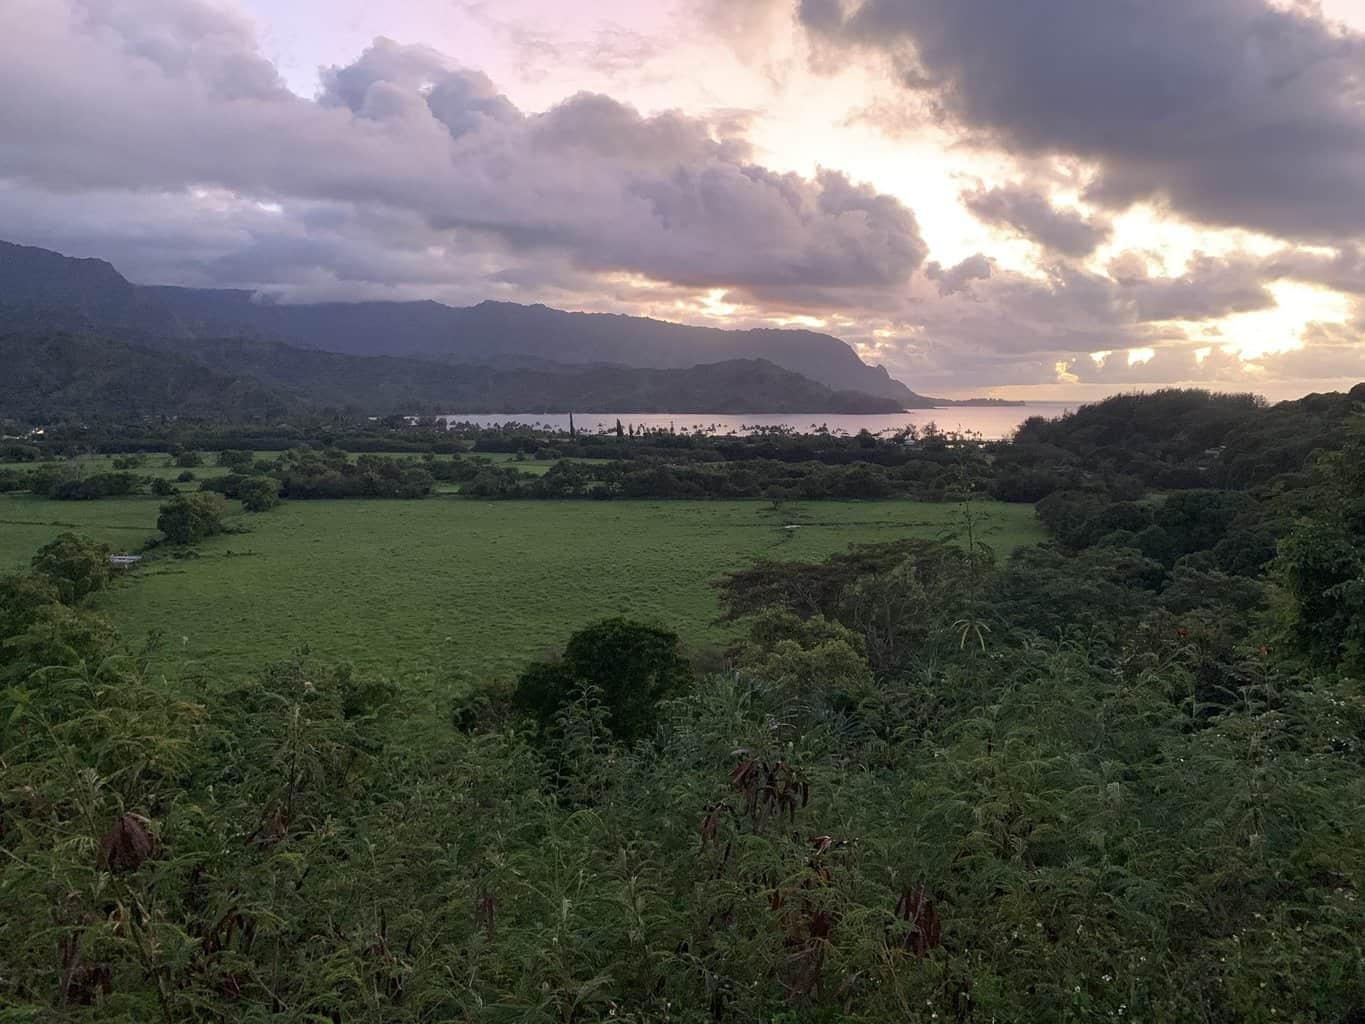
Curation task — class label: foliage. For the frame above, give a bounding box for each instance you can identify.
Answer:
[0,571,60,637]
[1273,426,1365,674]
[513,617,692,742]
[236,475,280,512]
[156,492,226,545]
[29,532,111,604]
[730,608,873,698]
[273,451,434,499]
[215,449,254,470]
[3,395,1365,1020]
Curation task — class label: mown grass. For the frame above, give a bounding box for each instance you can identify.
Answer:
[3,490,1043,694]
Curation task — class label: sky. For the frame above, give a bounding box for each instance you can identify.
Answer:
[3,0,1364,400]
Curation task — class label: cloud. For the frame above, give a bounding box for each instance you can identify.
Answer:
[1262,245,1365,294]
[1,0,1359,397]
[1113,253,1276,321]
[924,253,992,295]
[800,0,1365,243]
[962,184,1111,257]
[0,0,926,300]
[451,2,669,79]
[813,245,1355,392]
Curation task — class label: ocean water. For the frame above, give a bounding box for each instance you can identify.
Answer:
[436,404,1077,442]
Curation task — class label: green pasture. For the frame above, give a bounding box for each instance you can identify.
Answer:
[1,492,1042,687]
[0,493,182,566]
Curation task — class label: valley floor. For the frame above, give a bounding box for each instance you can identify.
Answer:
[0,489,1042,686]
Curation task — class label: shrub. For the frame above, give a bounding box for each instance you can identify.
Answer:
[157,492,226,545]
[513,618,691,742]
[30,532,111,604]
[239,476,281,512]
[47,472,140,501]
[216,449,254,470]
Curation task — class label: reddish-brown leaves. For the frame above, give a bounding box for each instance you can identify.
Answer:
[57,930,112,1006]
[98,814,156,873]
[728,753,809,830]
[247,807,290,848]
[894,884,942,956]
[475,891,497,942]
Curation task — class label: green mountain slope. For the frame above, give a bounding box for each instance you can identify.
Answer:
[0,332,289,420]
[0,330,904,421]
[0,239,926,404]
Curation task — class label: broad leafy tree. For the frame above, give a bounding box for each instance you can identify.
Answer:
[156,492,226,544]
[30,532,111,603]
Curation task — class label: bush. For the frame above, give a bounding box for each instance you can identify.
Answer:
[0,571,61,636]
[30,532,111,604]
[216,449,254,470]
[239,476,281,512]
[157,492,226,545]
[0,442,41,463]
[47,472,141,501]
[512,618,691,742]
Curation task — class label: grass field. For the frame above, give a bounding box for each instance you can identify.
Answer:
[3,491,1043,689]
[472,452,615,476]
[0,494,182,566]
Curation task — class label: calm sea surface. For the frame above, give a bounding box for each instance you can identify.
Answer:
[437,404,1077,441]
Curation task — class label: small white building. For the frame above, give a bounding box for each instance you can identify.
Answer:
[109,554,143,569]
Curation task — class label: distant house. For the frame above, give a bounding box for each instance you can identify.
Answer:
[109,554,143,569]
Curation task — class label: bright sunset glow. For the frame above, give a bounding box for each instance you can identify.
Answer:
[1218,284,1355,360]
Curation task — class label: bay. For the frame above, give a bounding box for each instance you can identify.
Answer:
[437,403,1076,441]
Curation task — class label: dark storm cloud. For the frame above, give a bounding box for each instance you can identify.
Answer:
[0,1,926,298]
[800,0,1365,242]
[962,185,1111,257]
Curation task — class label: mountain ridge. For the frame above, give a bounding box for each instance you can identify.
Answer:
[144,287,927,403]
[2,239,930,404]
[0,329,905,420]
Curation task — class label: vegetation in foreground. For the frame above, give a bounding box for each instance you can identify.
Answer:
[0,388,1361,1021]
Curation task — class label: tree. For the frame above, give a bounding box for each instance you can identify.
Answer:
[30,532,111,604]
[733,609,872,696]
[216,449,254,470]
[173,450,203,468]
[238,476,281,512]
[513,618,691,742]
[150,477,177,496]
[157,492,226,545]
[0,572,61,637]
